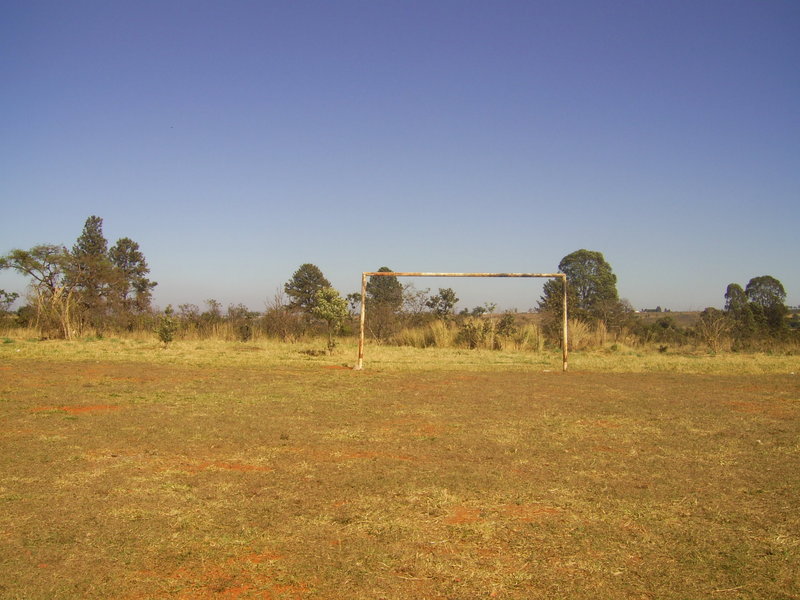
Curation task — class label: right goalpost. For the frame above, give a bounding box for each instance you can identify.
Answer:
[355,272,569,372]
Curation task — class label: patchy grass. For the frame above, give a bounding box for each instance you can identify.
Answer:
[0,341,799,598]
[1,336,797,375]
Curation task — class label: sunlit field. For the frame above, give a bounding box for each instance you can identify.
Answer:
[1,338,798,599]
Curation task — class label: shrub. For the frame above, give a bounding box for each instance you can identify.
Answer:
[156,306,178,348]
[456,318,491,349]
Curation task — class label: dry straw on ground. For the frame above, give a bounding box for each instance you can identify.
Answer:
[0,339,798,598]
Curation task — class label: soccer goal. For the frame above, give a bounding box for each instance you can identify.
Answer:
[355,272,569,372]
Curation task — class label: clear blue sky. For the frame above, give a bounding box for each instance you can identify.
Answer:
[2,0,798,312]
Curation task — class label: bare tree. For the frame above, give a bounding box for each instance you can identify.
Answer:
[696,308,732,352]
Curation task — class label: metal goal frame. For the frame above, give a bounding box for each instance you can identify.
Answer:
[355,272,569,371]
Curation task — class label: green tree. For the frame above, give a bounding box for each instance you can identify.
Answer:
[155,305,178,348]
[538,249,627,344]
[366,267,403,310]
[745,275,787,332]
[467,302,497,317]
[724,283,748,313]
[540,249,619,320]
[1,245,70,296]
[724,283,756,345]
[426,288,459,317]
[311,287,349,354]
[109,237,157,315]
[285,264,331,312]
[725,276,788,344]
[0,245,77,338]
[745,275,786,308]
[0,290,19,313]
[68,216,114,330]
[2,218,157,336]
[345,292,362,317]
[365,266,404,340]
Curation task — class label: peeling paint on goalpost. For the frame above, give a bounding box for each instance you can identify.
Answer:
[355,272,569,372]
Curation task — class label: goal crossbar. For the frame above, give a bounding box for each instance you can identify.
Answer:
[355,272,568,372]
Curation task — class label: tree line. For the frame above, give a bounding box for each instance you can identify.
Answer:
[536,249,796,351]
[1,216,155,338]
[2,218,796,351]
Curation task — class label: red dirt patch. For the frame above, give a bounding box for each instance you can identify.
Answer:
[244,551,283,563]
[503,504,562,522]
[726,400,762,413]
[444,506,482,525]
[725,400,793,419]
[341,451,414,462]
[31,404,119,415]
[417,423,443,435]
[166,550,307,600]
[185,461,274,473]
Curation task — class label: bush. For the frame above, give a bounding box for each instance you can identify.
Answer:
[156,306,178,347]
[456,318,492,349]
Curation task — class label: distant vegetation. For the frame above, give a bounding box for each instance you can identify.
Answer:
[1,216,155,339]
[1,217,797,353]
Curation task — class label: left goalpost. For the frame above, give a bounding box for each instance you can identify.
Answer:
[354,272,569,372]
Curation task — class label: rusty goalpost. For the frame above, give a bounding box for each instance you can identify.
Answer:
[355,272,569,372]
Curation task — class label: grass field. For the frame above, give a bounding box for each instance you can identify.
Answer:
[1,339,799,599]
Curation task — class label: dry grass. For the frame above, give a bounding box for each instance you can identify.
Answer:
[391,319,544,353]
[1,339,799,598]
[1,333,798,375]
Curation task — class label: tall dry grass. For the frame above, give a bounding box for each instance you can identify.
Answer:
[391,320,457,348]
[508,322,545,352]
[430,320,456,348]
[567,318,652,351]
[568,319,608,350]
[391,318,544,352]
[391,325,429,348]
